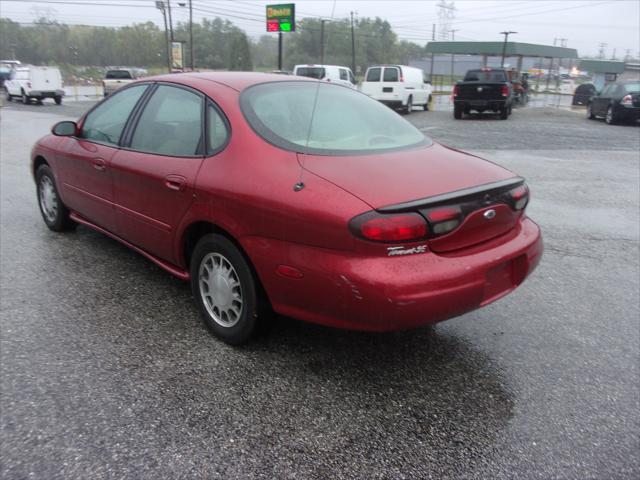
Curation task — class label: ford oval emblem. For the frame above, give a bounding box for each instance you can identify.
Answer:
[484,209,496,220]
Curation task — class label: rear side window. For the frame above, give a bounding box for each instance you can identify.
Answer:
[106,70,133,80]
[296,67,325,79]
[366,67,381,82]
[81,84,148,146]
[207,102,229,155]
[623,83,640,93]
[130,85,203,156]
[339,69,348,81]
[383,68,399,82]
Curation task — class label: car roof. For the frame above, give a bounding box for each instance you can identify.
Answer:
[139,71,315,92]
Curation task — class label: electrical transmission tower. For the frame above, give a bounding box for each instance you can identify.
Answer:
[598,43,607,59]
[437,0,456,40]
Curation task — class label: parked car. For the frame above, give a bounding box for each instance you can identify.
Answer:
[5,65,64,105]
[572,83,596,106]
[453,67,513,119]
[293,64,356,88]
[31,72,542,345]
[360,65,432,113]
[103,69,136,96]
[587,81,640,124]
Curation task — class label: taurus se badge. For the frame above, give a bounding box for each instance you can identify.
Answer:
[484,209,496,219]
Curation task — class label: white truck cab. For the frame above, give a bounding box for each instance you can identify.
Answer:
[293,64,357,89]
[5,65,64,105]
[360,65,432,113]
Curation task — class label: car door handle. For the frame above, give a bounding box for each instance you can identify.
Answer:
[93,158,106,171]
[165,174,186,191]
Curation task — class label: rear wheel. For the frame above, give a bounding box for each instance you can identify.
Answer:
[587,103,595,119]
[190,234,262,345]
[36,165,76,232]
[499,105,509,120]
[424,95,432,111]
[605,105,617,125]
[54,96,62,105]
[454,104,463,119]
[21,92,29,104]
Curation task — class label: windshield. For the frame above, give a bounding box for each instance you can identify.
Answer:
[295,67,325,80]
[464,70,507,82]
[106,70,133,79]
[623,83,640,93]
[240,81,429,155]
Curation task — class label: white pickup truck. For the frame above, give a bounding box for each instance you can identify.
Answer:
[5,65,64,105]
[102,69,136,96]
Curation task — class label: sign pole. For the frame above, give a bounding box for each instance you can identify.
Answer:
[278,32,283,70]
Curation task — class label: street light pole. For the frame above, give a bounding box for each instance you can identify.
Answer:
[350,11,356,75]
[449,29,458,84]
[189,0,193,69]
[500,30,517,67]
[167,0,174,42]
[320,19,326,64]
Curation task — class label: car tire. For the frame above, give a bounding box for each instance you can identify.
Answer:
[36,165,76,232]
[190,234,261,345]
[605,105,617,125]
[499,105,509,120]
[21,92,29,104]
[587,103,596,119]
[454,105,463,119]
[54,96,62,105]
[405,96,413,115]
[424,95,431,111]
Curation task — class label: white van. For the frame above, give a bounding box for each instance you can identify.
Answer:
[5,65,64,105]
[293,64,357,89]
[360,65,432,113]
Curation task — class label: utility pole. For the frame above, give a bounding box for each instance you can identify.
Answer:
[278,32,283,70]
[449,29,458,84]
[167,0,174,41]
[320,19,326,64]
[500,30,517,67]
[350,11,356,75]
[189,0,193,69]
[156,1,171,72]
[429,23,436,80]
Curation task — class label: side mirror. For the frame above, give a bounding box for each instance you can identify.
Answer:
[52,121,77,136]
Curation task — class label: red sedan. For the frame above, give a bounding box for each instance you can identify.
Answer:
[31,72,543,344]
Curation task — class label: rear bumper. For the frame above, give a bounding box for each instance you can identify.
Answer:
[455,99,507,111]
[242,217,543,332]
[616,104,640,121]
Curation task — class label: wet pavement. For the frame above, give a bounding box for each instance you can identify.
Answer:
[1,100,639,479]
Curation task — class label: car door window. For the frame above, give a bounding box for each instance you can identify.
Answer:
[130,85,203,157]
[600,84,614,97]
[366,68,381,82]
[207,102,229,155]
[348,70,356,85]
[339,69,348,81]
[81,85,148,146]
[383,68,399,82]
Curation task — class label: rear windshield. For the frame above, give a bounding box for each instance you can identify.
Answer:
[623,83,640,93]
[240,81,429,155]
[383,68,399,82]
[295,67,325,80]
[464,70,507,82]
[106,70,133,79]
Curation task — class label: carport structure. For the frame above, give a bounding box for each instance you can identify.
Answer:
[425,41,578,76]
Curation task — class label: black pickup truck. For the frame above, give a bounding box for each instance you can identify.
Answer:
[453,68,513,119]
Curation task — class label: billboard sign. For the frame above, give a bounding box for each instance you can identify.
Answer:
[266,4,295,32]
[171,41,184,70]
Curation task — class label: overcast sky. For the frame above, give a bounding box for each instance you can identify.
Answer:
[1,0,639,58]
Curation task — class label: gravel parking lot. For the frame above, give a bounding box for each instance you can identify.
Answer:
[1,99,639,479]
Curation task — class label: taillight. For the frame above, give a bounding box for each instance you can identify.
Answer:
[501,85,509,97]
[350,212,428,243]
[453,84,459,98]
[508,184,529,210]
[621,94,633,106]
[425,206,462,235]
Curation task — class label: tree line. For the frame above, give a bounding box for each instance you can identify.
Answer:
[0,16,426,73]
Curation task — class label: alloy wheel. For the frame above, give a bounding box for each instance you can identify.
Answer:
[199,252,243,327]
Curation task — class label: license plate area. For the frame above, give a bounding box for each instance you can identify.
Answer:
[383,87,393,93]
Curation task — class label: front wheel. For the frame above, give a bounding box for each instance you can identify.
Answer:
[190,234,262,345]
[605,105,617,125]
[54,96,62,105]
[424,95,432,111]
[587,103,596,119]
[22,92,29,104]
[36,165,76,231]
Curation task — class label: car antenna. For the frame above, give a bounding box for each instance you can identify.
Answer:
[294,0,337,192]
